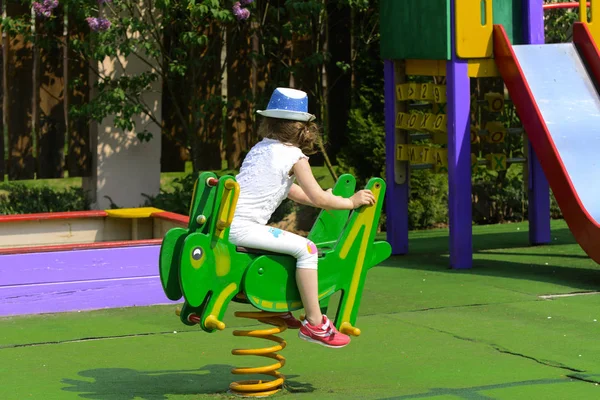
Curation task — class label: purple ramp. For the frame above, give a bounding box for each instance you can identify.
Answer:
[0,245,177,317]
[0,276,177,317]
[1,245,161,286]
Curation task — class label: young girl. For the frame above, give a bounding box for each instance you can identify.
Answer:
[229,88,375,348]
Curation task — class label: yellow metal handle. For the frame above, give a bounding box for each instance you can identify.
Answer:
[580,0,587,21]
[216,179,240,231]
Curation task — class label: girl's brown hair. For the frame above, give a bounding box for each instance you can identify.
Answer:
[257,117,322,155]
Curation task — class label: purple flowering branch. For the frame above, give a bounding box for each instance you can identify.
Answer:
[86,17,112,32]
[85,0,114,32]
[34,0,113,31]
[32,0,58,18]
[232,1,252,21]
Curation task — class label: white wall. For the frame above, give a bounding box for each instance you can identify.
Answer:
[84,15,162,210]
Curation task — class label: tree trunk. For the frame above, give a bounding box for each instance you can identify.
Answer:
[253,0,292,145]
[37,14,66,179]
[326,0,351,162]
[289,3,326,165]
[195,22,223,171]
[66,13,91,177]
[160,17,188,172]
[6,3,35,180]
[224,24,253,170]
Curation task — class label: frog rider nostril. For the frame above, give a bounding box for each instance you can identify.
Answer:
[192,247,203,260]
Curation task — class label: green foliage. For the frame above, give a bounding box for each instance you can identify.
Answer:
[144,170,238,215]
[550,192,563,219]
[338,0,385,185]
[0,184,89,215]
[73,0,233,147]
[143,173,200,215]
[4,0,238,168]
[2,0,572,229]
[544,7,579,43]
[337,107,386,184]
[471,165,525,225]
[268,198,296,224]
[408,171,448,229]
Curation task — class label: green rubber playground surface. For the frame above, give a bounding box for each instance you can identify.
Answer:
[3,219,600,399]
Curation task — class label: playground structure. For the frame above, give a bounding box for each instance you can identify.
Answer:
[382,0,600,269]
[159,172,391,396]
[0,207,186,317]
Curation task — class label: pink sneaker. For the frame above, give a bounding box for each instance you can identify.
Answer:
[298,315,350,348]
[265,312,302,329]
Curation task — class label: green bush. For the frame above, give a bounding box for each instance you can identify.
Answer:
[143,173,199,215]
[142,171,321,233]
[268,198,295,224]
[337,107,386,184]
[408,170,449,229]
[550,192,563,219]
[471,165,526,225]
[143,170,238,215]
[0,184,89,215]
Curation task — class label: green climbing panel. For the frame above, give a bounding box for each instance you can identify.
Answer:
[380,0,451,61]
[493,0,525,46]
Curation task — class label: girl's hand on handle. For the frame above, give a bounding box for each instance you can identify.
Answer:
[350,190,376,209]
[293,158,374,211]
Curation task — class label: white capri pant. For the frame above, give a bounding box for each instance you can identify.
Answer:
[229,222,318,269]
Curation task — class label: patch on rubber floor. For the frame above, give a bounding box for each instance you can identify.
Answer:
[539,291,600,299]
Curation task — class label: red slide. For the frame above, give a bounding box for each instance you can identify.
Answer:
[494,22,600,264]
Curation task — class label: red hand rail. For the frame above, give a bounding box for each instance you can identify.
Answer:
[543,2,590,10]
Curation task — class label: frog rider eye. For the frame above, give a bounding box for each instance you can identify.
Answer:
[192,247,203,260]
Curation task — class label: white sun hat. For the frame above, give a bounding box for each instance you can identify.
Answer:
[256,87,316,122]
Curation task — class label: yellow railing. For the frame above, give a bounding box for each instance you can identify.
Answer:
[580,0,600,45]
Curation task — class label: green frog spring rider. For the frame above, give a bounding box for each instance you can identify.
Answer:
[159,172,391,397]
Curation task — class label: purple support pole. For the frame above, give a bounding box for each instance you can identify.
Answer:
[524,0,551,245]
[447,1,472,269]
[384,59,409,255]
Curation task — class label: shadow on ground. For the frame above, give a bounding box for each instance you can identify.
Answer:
[377,373,600,399]
[382,227,600,293]
[61,364,314,399]
[408,227,577,255]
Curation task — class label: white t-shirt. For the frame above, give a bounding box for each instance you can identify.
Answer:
[232,137,308,226]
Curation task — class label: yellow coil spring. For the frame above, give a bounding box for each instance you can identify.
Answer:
[229,311,288,397]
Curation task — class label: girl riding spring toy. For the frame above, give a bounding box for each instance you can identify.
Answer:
[159,88,391,396]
